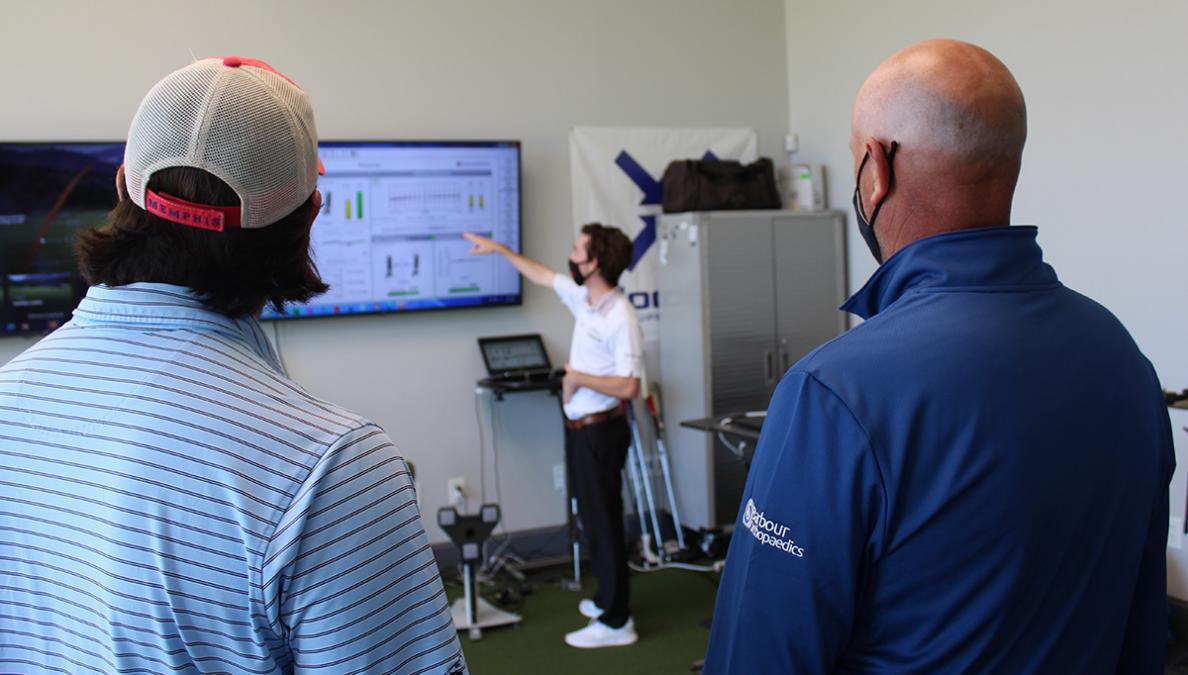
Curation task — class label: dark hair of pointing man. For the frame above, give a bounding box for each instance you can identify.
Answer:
[0,56,466,674]
[704,39,1173,673]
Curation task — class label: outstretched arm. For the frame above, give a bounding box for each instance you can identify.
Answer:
[464,232,556,287]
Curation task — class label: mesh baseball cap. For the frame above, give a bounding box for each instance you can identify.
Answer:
[123,55,325,231]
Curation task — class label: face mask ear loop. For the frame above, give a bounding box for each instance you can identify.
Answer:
[869,141,899,224]
[855,153,872,221]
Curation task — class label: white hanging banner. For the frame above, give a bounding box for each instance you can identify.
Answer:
[568,127,758,375]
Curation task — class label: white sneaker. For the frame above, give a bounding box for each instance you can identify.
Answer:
[578,599,603,619]
[564,617,638,648]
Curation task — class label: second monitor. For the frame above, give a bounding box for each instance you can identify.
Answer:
[264,140,523,320]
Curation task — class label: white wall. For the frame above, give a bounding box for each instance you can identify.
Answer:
[0,0,790,543]
[783,0,1188,592]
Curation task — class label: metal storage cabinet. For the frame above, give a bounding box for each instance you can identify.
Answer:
[657,210,847,527]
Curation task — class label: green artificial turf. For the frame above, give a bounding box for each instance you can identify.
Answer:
[447,565,717,674]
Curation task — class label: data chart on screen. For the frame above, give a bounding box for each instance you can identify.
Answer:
[263,141,522,320]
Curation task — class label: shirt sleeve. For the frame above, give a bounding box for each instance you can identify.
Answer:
[552,272,587,316]
[608,309,645,379]
[260,424,467,675]
[1115,402,1174,674]
[703,372,886,674]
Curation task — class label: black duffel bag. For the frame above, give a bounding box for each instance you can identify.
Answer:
[661,157,781,213]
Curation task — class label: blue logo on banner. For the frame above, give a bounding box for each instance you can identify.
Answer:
[614,149,718,270]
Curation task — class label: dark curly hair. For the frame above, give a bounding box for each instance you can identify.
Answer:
[580,222,633,287]
[76,166,328,317]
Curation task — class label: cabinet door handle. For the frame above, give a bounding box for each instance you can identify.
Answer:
[765,350,774,385]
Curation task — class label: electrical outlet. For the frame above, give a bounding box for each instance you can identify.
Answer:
[447,476,466,504]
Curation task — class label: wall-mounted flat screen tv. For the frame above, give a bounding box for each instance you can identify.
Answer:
[262,140,523,320]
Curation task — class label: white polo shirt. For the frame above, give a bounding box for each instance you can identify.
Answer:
[553,273,645,420]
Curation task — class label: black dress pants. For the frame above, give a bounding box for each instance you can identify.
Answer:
[565,415,631,628]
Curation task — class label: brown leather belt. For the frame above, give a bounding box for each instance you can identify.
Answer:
[565,405,624,430]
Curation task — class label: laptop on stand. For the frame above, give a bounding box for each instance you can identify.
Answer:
[478,334,561,389]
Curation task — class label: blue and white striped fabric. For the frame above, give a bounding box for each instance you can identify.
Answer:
[0,283,466,675]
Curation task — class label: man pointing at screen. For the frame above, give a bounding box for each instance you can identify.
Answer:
[465,225,644,649]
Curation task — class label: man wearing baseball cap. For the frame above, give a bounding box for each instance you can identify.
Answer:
[0,57,466,674]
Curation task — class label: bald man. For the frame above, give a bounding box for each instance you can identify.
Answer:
[704,40,1172,673]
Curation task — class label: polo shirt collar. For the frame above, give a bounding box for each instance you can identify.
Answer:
[70,283,284,372]
[841,225,1060,320]
[585,287,623,315]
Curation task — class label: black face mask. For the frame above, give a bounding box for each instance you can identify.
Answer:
[852,140,898,264]
[569,258,592,285]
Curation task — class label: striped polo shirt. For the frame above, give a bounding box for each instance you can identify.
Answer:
[0,283,466,675]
